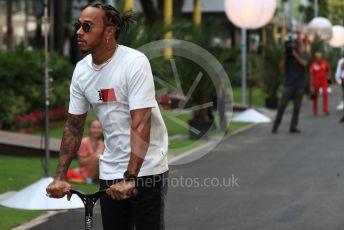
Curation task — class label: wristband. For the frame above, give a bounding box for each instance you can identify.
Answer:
[123,170,137,182]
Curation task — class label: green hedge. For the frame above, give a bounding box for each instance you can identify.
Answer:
[0,48,73,129]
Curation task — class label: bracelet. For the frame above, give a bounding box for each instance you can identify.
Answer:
[123,170,137,182]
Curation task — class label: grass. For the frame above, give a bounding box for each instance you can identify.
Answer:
[168,139,206,155]
[231,87,266,107]
[0,155,98,194]
[0,208,45,230]
[162,110,192,136]
[231,86,306,108]
[228,121,252,134]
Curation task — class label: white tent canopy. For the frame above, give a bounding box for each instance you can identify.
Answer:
[0,177,83,210]
[233,109,271,123]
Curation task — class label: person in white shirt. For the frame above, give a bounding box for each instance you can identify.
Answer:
[46,2,169,229]
[335,57,344,122]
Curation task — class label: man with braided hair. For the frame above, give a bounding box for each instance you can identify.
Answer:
[46,2,169,229]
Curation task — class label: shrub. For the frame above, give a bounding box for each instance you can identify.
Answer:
[14,108,68,129]
[0,48,73,129]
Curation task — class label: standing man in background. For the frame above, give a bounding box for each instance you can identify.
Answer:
[335,56,344,122]
[272,35,308,134]
[46,2,169,230]
[309,51,333,116]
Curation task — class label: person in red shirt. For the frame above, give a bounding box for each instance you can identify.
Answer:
[309,51,333,115]
[67,119,104,183]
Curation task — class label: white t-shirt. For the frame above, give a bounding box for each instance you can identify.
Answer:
[68,45,169,180]
[335,58,344,82]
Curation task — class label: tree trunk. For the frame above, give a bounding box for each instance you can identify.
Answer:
[139,0,185,24]
[24,0,29,47]
[6,0,14,49]
[139,0,161,24]
[53,0,65,54]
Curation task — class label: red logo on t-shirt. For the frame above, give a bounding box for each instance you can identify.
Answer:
[98,88,116,102]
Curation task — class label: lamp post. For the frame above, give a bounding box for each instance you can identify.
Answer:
[224,0,277,105]
[43,0,50,177]
[314,0,318,18]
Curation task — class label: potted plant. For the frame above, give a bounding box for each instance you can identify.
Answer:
[175,27,232,139]
[261,33,283,109]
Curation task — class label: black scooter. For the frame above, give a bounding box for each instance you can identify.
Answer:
[70,189,105,230]
[70,188,137,230]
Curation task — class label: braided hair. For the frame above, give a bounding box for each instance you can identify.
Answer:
[82,1,134,39]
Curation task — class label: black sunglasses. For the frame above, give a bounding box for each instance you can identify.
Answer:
[74,21,114,33]
[75,21,109,33]
[74,21,95,33]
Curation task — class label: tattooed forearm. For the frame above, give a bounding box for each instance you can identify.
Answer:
[55,113,87,180]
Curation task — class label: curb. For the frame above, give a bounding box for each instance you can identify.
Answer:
[224,122,258,140]
[11,211,67,230]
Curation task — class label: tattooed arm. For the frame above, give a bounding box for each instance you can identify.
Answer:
[46,112,87,199]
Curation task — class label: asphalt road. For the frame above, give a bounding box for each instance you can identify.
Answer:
[31,88,344,230]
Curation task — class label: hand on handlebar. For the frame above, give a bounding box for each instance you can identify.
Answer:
[106,180,136,200]
[46,179,72,201]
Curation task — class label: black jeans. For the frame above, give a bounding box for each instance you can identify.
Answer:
[99,171,168,230]
[274,86,304,130]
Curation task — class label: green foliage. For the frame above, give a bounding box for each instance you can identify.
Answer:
[118,19,172,48]
[118,18,175,92]
[0,48,73,129]
[299,0,329,22]
[260,34,283,98]
[168,26,232,120]
[324,48,342,72]
[310,36,325,57]
[328,1,344,25]
[222,46,242,87]
[298,0,344,25]
[48,53,73,107]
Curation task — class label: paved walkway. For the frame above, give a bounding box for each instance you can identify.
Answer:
[30,88,344,230]
[0,130,60,155]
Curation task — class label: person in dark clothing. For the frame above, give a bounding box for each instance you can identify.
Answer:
[272,37,308,134]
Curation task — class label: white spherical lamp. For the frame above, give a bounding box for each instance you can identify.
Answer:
[329,25,344,48]
[307,17,333,41]
[224,0,277,29]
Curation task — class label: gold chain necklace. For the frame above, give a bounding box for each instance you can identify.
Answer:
[92,44,118,71]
